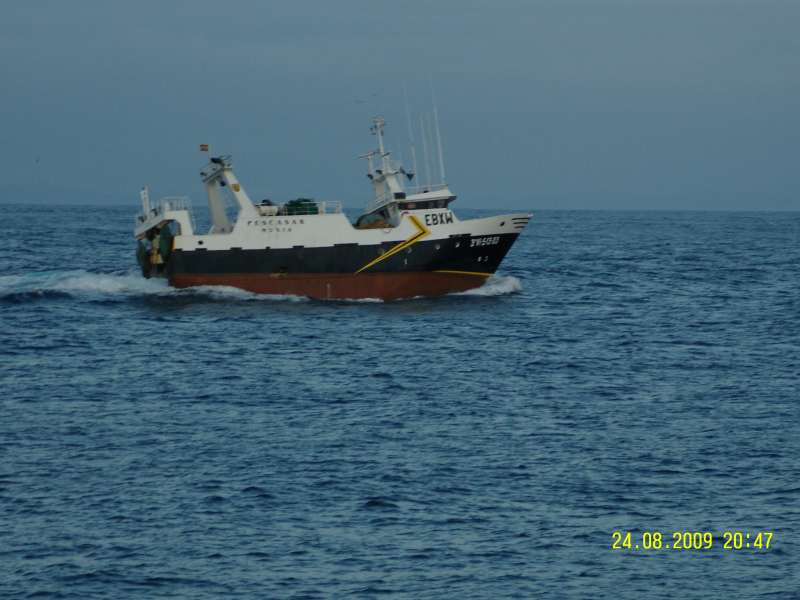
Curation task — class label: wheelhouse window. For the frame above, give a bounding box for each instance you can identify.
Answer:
[398,196,455,211]
[355,208,392,229]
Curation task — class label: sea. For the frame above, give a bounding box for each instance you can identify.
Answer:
[1,205,799,599]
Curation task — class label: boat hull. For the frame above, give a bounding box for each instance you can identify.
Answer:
[162,229,523,300]
[169,271,491,301]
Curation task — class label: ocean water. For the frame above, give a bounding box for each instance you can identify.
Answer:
[1,205,799,599]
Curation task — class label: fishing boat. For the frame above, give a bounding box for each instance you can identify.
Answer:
[134,117,531,300]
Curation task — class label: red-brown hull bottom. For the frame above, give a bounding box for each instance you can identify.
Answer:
[169,272,490,301]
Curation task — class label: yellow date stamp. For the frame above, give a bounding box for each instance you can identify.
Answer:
[611,530,773,551]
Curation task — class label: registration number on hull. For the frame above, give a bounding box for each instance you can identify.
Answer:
[470,236,500,247]
[424,212,455,226]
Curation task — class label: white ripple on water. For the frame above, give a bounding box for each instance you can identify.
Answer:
[187,284,309,303]
[0,270,308,302]
[455,275,522,297]
[0,269,168,297]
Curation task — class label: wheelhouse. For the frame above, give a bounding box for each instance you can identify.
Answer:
[353,117,455,230]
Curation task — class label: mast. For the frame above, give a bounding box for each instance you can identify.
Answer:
[431,84,446,184]
[372,116,389,174]
[140,186,150,215]
[403,85,418,180]
[359,117,412,212]
[420,114,431,188]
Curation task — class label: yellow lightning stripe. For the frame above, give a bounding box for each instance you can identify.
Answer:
[356,214,431,273]
[434,270,492,277]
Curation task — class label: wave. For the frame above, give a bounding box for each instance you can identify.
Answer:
[455,275,522,297]
[0,270,308,303]
[184,285,308,303]
[0,270,166,303]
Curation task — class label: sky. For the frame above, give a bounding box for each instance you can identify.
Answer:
[2,0,798,210]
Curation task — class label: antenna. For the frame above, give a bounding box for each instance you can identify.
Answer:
[420,114,432,188]
[403,84,418,180]
[376,117,389,173]
[140,186,150,214]
[425,113,436,186]
[430,81,446,183]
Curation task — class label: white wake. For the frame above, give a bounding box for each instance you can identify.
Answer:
[455,275,522,297]
[0,270,308,302]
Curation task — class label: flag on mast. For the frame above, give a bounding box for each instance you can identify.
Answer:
[199,144,209,152]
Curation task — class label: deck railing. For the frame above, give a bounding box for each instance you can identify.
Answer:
[280,200,342,215]
[135,196,195,232]
[364,183,451,213]
[406,182,449,195]
[319,200,342,214]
